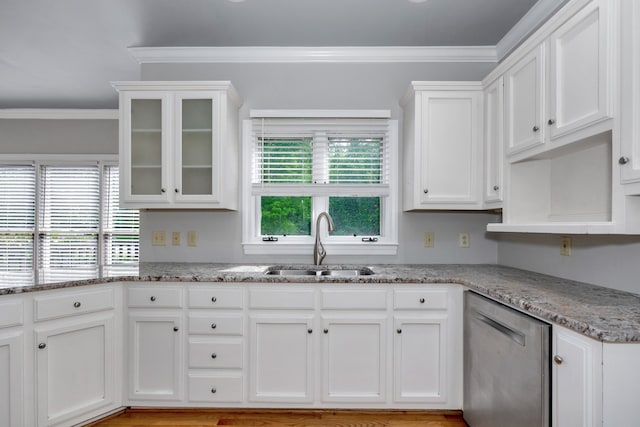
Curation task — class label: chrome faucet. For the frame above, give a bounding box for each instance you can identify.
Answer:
[313,212,335,265]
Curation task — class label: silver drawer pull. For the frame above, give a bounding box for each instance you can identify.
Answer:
[211,323,217,329]
[73,301,81,308]
[150,296,156,302]
[554,355,564,365]
[419,298,425,304]
[211,296,217,303]
[211,388,217,394]
[38,343,46,349]
[397,329,402,334]
[211,353,217,359]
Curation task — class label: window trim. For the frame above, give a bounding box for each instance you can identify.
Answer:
[242,111,398,256]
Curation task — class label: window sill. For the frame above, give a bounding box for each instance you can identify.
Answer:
[242,242,398,256]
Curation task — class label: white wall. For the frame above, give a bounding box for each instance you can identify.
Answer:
[139,61,501,265]
[0,119,118,154]
[497,233,640,294]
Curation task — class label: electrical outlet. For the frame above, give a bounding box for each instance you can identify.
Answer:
[560,236,572,256]
[459,232,469,248]
[152,231,166,246]
[187,231,198,247]
[172,232,181,246]
[423,232,434,248]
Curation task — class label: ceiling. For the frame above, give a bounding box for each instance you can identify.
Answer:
[0,0,551,109]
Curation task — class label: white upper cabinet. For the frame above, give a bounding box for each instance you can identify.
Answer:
[483,77,504,206]
[504,0,612,160]
[112,82,242,209]
[620,0,640,187]
[504,45,545,156]
[402,82,483,210]
[548,0,612,140]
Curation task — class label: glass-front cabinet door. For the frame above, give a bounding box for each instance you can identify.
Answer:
[122,91,171,204]
[175,92,221,203]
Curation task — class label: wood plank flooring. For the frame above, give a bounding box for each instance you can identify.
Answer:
[86,408,468,427]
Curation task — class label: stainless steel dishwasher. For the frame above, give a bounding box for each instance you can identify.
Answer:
[463,291,550,427]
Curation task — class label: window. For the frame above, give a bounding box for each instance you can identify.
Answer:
[243,112,398,255]
[0,159,138,284]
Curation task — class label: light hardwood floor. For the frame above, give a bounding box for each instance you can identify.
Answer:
[87,409,469,427]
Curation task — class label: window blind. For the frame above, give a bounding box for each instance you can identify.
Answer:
[103,165,139,264]
[38,165,100,268]
[251,118,390,189]
[0,165,35,271]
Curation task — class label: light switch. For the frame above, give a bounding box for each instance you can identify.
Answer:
[172,232,181,246]
[152,231,166,246]
[187,231,198,247]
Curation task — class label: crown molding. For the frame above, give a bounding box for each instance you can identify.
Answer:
[496,0,566,61]
[0,109,118,120]
[129,46,498,64]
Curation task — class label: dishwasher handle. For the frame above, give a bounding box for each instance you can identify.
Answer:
[475,312,526,346]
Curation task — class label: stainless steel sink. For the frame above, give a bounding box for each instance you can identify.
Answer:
[265,266,375,276]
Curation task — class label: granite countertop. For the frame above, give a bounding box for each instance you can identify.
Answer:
[1,262,639,344]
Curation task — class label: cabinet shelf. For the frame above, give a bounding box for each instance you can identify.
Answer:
[132,129,161,133]
[487,221,616,234]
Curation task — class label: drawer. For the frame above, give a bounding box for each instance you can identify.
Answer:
[0,300,23,328]
[188,288,243,309]
[34,288,114,321]
[188,374,243,403]
[394,289,448,310]
[189,314,243,336]
[249,289,314,309]
[189,340,243,369]
[321,289,387,309]
[128,287,182,308]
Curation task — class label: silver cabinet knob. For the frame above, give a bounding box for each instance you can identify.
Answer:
[38,343,46,349]
[419,298,425,303]
[323,329,328,334]
[150,296,156,302]
[493,185,500,191]
[161,188,166,193]
[548,119,556,125]
[532,125,540,132]
[211,323,217,329]
[211,353,217,359]
[554,355,564,365]
[397,329,402,334]
[174,188,179,193]
[211,388,217,394]
[307,329,313,334]
[173,326,179,332]
[211,296,217,303]
[423,189,429,194]
[73,301,81,308]
[619,156,630,165]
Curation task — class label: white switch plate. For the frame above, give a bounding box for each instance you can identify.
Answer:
[172,232,181,246]
[423,232,434,248]
[560,236,572,256]
[187,231,198,247]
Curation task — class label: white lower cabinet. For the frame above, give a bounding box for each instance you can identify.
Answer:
[321,316,387,403]
[0,331,23,427]
[128,313,183,402]
[552,326,603,427]
[393,316,447,403]
[32,285,121,427]
[249,316,314,403]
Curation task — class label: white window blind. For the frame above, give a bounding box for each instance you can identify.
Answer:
[103,165,139,264]
[39,166,100,268]
[251,118,390,193]
[0,165,35,271]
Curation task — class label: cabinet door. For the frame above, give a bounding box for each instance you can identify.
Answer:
[552,326,603,427]
[548,0,611,140]
[35,314,117,426]
[174,92,222,203]
[322,316,386,403]
[393,316,447,403]
[249,316,314,403]
[128,313,183,401]
[483,77,504,205]
[620,0,640,184]
[419,91,482,206]
[119,91,171,205]
[505,45,545,155]
[0,332,23,427]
